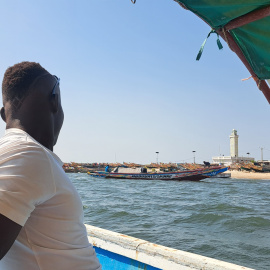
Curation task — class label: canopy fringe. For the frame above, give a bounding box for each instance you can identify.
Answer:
[196,29,223,61]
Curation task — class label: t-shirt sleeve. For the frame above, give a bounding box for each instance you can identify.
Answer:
[0,142,56,226]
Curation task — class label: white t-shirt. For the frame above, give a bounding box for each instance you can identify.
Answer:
[0,129,101,270]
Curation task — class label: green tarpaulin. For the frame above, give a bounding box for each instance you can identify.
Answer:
[174,0,270,80]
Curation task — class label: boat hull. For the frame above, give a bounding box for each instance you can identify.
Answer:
[203,167,229,178]
[88,166,227,181]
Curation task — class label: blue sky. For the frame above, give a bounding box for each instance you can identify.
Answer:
[0,0,269,164]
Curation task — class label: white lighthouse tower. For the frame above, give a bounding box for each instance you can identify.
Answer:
[212,129,254,165]
[230,129,239,157]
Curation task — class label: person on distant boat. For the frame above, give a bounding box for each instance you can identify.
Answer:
[105,165,110,172]
[0,62,101,270]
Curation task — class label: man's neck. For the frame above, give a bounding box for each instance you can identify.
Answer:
[6,120,54,151]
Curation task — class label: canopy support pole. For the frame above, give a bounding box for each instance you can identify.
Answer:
[225,5,270,30]
[217,29,270,104]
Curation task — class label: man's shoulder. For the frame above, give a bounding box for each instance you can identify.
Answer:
[0,132,44,154]
[0,132,53,170]
[0,129,63,167]
[0,131,56,188]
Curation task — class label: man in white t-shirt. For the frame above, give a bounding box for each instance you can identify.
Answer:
[0,62,101,269]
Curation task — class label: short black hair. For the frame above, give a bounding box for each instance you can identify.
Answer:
[2,61,49,105]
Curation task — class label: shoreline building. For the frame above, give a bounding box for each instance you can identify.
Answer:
[212,129,254,166]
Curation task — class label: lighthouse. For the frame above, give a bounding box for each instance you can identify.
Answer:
[212,129,254,165]
[230,129,239,157]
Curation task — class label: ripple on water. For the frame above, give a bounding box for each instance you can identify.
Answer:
[224,216,270,233]
[176,212,228,226]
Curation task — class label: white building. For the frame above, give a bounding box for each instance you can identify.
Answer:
[212,129,254,166]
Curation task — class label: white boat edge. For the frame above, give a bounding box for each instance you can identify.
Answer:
[85,224,254,270]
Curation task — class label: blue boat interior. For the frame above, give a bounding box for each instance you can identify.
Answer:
[94,246,162,270]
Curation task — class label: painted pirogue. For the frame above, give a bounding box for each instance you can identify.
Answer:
[87,166,228,181]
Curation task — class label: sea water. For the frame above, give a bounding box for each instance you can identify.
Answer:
[69,173,270,270]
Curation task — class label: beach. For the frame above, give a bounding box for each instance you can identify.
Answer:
[230,170,270,180]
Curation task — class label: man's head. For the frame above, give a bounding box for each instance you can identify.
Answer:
[1,61,64,150]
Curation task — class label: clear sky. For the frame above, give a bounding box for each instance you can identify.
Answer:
[0,0,269,164]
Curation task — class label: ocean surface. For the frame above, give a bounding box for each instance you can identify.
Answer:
[69,173,270,270]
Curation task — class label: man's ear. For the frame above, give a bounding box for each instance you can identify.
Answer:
[51,95,59,113]
[1,107,6,123]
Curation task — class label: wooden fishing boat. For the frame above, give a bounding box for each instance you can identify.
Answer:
[203,166,229,177]
[87,166,228,181]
